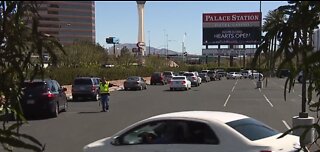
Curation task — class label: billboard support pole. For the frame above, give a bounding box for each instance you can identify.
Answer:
[243,44,246,68]
[218,45,221,67]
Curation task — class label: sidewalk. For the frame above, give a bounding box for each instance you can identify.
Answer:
[62,77,150,100]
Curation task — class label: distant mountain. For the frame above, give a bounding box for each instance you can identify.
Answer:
[107,43,181,55]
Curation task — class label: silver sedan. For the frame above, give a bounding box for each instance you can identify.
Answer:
[123,76,147,91]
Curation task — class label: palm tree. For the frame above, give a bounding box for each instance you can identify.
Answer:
[253,1,320,150]
[0,1,64,151]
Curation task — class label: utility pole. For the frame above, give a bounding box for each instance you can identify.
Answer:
[148,30,150,56]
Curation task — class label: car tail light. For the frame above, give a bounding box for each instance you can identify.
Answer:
[43,92,55,98]
[91,86,96,92]
[182,81,186,84]
[192,76,196,80]
[160,77,163,80]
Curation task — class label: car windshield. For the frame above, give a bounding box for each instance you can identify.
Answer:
[172,77,185,80]
[23,82,46,92]
[184,73,194,76]
[127,77,139,81]
[226,118,279,141]
[74,79,92,85]
[163,72,172,76]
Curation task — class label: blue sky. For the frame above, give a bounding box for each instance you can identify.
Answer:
[95,1,288,55]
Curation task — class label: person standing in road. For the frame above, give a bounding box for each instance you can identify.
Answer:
[99,77,118,112]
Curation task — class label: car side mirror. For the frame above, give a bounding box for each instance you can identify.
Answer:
[111,136,121,146]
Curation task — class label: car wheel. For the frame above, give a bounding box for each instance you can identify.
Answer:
[93,93,99,101]
[144,86,147,90]
[72,95,78,102]
[51,102,59,118]
[62,100,68,112]
[170,88,173,91]
[124,87,128,91]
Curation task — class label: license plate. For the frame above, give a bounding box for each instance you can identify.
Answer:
[27,99,35,104]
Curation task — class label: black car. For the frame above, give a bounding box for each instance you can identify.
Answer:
[277,69,291,78]
[21,79,68,118]
[150,72,166,85]
[72,77,101,101]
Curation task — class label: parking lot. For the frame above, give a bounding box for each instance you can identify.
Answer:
[10,77,318,152]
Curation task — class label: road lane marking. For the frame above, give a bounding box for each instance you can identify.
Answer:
[298,95,302,97]
[259,88,261,92]
[224,94,231,107]
[231,86,235,92]
[263,94,274,107]
[282,120,291,130]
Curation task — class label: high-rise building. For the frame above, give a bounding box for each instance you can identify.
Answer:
[36,1,95,46]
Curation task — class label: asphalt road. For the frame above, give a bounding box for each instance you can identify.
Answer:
[7,77,318,152]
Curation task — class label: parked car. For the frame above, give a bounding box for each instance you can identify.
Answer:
[208,70,221,81]
[83,111,301,152]
[216,69,227,77]
[169,76,191,91]
[226,72,243,79]
[150,72,166,85]
[277,69,291,78]
[72,77,101,101]
[201,70,210,73]
[21,79,68,118]
[183,72,201,87]
[198,73,211,82]
[240,70,252,79]
[163,71,174,83]
[124,76,147,91]
[178,71,188,76]
[250,72,264,79]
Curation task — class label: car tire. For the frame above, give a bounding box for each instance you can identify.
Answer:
[73,95,78,102]
[124,87,128,91]
[93,93,99,101]
[170,88,173,91]
[144,86,147,90]
[62,100,68,112]
[51,102,59,118]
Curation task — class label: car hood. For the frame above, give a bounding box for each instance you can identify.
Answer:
[252,133,301,151]
[83,137,112,152]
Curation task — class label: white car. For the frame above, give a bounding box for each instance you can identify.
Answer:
[226,72,243,79]
[250,72,264,79]
[83,111,301,152]
[169,76,191,91]
[183,72,201,87]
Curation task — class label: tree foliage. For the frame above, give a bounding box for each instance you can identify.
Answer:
[253,1,320,150]
[0,1,64,151]
[56,41,108,68]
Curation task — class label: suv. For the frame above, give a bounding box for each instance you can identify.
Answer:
[150,72,166,85]
[21,79,68,118]
[163,71,174,83]
[72,77,101,101]
[184,72,201,87]
[208,70,221,81]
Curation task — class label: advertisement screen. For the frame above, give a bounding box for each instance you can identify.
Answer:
[203,27,260,45]
[202,12,261,45]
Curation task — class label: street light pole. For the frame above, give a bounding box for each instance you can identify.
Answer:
[148,30,150,56]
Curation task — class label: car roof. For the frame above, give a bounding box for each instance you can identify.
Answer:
[74,77,100,79]
[149,111,249,124]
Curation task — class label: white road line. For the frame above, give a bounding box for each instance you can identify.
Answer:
[224,94,231,107]
[263,94,274,107]
[258,88,261,92]
[252,80,256,86]
[298,95,302,97]
[231,86,235,92]
[282,120,291,130]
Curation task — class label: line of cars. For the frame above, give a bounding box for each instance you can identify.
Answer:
[150,70,222,91]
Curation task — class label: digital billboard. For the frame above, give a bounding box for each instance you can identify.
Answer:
[203,12,261,45]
